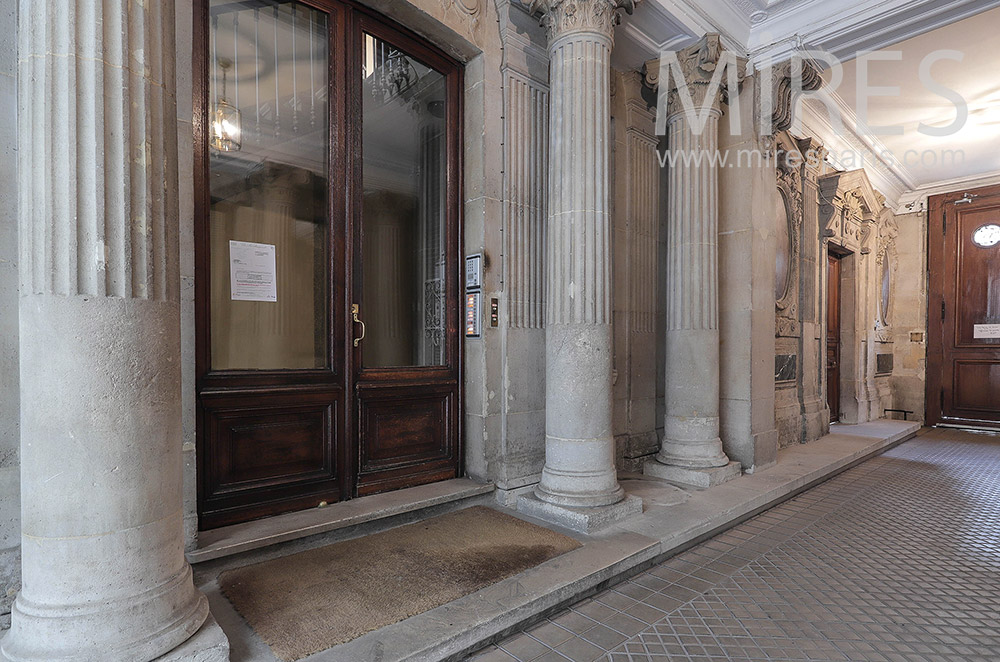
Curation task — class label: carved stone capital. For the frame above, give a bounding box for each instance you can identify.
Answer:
[643,34,747,117]
[526,0,637,43]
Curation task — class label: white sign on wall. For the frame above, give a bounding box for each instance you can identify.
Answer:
[973,324,1000,339]
[230,240,277,302]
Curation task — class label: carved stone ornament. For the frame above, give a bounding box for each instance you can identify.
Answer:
[776,163,802,322]
[775,134,804,337]
[442,0,486,46]
[641,34,747,116]
[527,0,637,42]
[818,169,883,253]
[758,57,823,142]
[873,208,899,342]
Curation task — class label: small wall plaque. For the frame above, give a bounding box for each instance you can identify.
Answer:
[876,353,894,375]
[775,354,797,382]
[973,324,1000,339]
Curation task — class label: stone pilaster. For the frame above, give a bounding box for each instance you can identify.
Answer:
[1,1,228,660]
[516,0,642,532]
[644,35,743,486]
[611,71,660,470]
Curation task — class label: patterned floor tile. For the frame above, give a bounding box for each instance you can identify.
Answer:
[467,429,1000,662]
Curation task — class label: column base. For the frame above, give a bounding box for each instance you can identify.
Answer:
[644,459,741,490]
[517,492,643,534]
[656,437,730,469]
[152,612,230,662]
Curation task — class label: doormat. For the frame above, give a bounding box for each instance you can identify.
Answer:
[219,505,581,661]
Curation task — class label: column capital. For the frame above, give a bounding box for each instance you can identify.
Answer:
[526,0,637,43]
[643,34,747,117]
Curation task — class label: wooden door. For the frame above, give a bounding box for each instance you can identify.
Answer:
[928,185,1000,428]
[350,16,463,497]
[194,0,462,529]
[827,252,842,423]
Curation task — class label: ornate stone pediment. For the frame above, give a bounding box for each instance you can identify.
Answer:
[818,169,883,253]
[526,0,637,41]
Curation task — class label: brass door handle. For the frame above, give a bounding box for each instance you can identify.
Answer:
[351,304,366,347]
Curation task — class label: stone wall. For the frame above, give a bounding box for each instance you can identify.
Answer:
[611,71,660,472]
[0,0,20,626]
[718,75,779,472]
[889,211,928,422]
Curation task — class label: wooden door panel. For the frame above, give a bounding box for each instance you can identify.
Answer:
[356,382,458,496]
[952,361,1000,412]
[198,390,343,529]
[953,206,1000,347]
[928,184,1000,428]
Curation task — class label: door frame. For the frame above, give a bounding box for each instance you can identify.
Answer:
[825,243,859,424]
[926,183,1000,427]
[826,250,842,423]
[192,0,465,529]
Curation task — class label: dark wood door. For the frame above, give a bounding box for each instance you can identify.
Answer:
[194,0,462,529]
[827,252,842,423]
[928,185,1000,429]
[350,15,463,497]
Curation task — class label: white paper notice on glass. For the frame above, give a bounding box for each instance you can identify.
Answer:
[229,240,277,302]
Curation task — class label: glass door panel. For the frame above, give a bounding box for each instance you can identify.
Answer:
[360,33,448,368]
[208,1,330,370]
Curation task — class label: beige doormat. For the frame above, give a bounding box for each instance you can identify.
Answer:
[219,505,581,661]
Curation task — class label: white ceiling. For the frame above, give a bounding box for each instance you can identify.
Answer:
[612,0,1000,206]
[614,0,1000,71]
[829,6,1000,192]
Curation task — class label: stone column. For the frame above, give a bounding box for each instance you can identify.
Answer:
[517,0,641,532]
[644,35,743,488]
[1,1,228,661]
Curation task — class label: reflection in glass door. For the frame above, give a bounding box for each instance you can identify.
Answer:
[352,18,462,497]
[196,0,463,528]
[361,34,447,368]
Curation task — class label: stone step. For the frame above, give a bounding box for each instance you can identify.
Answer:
[186,478,495,565]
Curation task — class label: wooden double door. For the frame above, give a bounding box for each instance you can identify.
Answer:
[194,0,463,529]
[927,185,1000,429]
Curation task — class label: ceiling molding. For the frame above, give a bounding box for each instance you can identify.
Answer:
[748,0,1000,64]
[796,98,909,209]
[623,0,1000,70]
[894,169,1000,214]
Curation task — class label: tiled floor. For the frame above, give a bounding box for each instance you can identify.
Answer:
[466,428,1000,662]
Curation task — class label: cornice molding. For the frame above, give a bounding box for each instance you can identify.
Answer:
[895,169,1000,214]
[797,97,909,210]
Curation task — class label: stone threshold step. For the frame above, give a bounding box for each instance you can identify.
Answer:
[294,420,921,662]
[187,478,495,564]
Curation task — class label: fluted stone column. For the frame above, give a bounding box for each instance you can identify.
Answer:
[644,35,743,488]
[1,2,228,661]
[517,0,642,532]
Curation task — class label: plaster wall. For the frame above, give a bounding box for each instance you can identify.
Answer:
[0,0,20,624]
